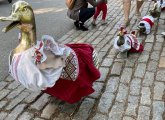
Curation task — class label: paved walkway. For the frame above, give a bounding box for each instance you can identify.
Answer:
[0,0,164,120]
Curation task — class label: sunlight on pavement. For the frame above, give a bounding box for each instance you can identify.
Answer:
[34,7,66,15]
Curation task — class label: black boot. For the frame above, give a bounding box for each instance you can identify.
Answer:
[79,23,88,31]
[74,21,80,30]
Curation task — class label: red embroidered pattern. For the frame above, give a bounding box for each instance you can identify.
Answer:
[33,42,44,65]
[60,50,79,81]
[127,35,140,50]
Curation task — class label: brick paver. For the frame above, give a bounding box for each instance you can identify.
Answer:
[0,0,165,120]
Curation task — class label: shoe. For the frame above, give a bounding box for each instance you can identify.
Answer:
[92,20,96,26]
[79,23,88,31]
[101,20,107,25]
[74,21,80,30]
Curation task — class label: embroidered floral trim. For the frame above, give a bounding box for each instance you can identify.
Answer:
[31,35,79,81]
[33,42,44,65]
[32,35,65,65]
[60,46,79,81]
[127,35,140,51]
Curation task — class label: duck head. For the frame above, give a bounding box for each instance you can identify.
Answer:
[117,27,125,46]
[0,1,36,55]
[138,23,146,33]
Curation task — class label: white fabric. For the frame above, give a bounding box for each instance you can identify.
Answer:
[35,35,66,64]
[128,34,141,50]
[139,15,154,34]
[136,0,149,1]
[143,15,154,23]
[41,35,65,56]
[9,35,75,91]
[114,35,131,52]
[157,0,165,9]
[114,34,141,52]
[139,21,151,34]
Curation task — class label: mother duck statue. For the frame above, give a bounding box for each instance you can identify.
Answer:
[0,1,100,104]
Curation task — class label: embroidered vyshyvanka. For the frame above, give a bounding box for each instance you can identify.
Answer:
[138,15,154,34]
[1,1,100,104]
[9,35,100,104]
[114,32,143,53]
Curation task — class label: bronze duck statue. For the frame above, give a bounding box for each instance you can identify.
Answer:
[0,1,100,104]
[0,1,36,61]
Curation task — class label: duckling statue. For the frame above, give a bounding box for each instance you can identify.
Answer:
[156,0,165,10]
[114,27,143,53]
[0,1,100,104]
[138,2,161,34]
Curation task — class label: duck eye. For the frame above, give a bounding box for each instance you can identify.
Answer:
[24,8,26,11]
[21,7,27,12]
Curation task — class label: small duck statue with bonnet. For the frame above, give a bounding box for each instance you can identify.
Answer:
[138,2,161,34]
[114,27,144,54]
[0,1,100,104]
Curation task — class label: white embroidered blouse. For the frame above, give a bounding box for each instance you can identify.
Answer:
[139,15,154,34]
[114,34,141,52]
[9,35,79,91]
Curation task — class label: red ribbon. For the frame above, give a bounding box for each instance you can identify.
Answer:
[142,18,154,27]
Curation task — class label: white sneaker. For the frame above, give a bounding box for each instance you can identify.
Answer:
[101,20,107,25]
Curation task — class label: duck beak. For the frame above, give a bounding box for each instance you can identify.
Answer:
[0,15,20,33]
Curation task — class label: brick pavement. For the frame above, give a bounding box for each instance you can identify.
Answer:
[0,0,165,120]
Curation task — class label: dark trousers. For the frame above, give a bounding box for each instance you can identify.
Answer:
[79,7,95,24]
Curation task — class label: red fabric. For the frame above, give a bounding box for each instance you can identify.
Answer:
[142,18,154,27]
[43,44,100,104]
[93,3,107,20]
[162,7,165,11]
[127,35,143,53]
[129,44,144,53]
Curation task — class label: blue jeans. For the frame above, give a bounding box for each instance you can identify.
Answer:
[79,7,95,24]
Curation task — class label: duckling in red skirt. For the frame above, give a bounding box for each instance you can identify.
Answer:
[114,27,143,53]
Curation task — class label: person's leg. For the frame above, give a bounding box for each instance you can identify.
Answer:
[92,5,101,25]
[74,21,80,30]
[102,4,107,20]
[101,3,107,25]
[94,7,101,20]
[79,8,95,31]
[122,0,131,27]
[136,0,144,18]
[79,8,95,23]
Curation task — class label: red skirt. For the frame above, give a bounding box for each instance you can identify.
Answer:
[129,44,144,53]
[43,44,100,104]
